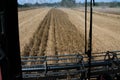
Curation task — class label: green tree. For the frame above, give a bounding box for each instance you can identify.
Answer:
[109,0,120,7]
[61,0,76,7]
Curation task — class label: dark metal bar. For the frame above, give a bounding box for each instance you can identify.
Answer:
[21,56,120,63]
[85,0,87,54]
[22,67,120,79]
[87,0,93,79]
[93,0,95,6]
[23,70,84,78]
[22,60,112,72]
[91,68,120,76]
[22,62,120,79]
[3,0,22,80]
[22,57,82,62]
[21,54,82,59]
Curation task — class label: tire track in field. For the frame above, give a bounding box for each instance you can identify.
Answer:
[61,8,120,53]
[51,9,84,78]
[46,9,58,64]
[23,10,51,65]
[19,8,50,53]
[23,14,48,56]
[53,9,84,55]
[37,11,51,57]
[23,9,85,65]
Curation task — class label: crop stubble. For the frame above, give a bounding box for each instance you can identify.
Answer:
[18,8,50,54]
[22,9,85,64]
[19,8,120,62]
[61,8,120,53]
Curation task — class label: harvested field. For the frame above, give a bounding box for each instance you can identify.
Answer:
[60,8,120,53]
[19,8,120,79]
[22,8,85,60]
[18,8,50,54]
[18,7,37,11]
[93,7,120,15]
[19,7,120,57]
[17,6,120,80]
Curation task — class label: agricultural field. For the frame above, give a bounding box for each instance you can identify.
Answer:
[93,7,120,15]
[18,7,120,58]
[18,8,50,55]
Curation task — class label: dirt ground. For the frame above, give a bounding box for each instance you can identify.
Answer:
[19,8,120,79]
[19,8,120,56]
[93,7,120,15]
[22,8,84,58]
[18,8,50,53]
[60,8,120,53]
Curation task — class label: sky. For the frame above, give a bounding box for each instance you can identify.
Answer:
[18,0,120,4]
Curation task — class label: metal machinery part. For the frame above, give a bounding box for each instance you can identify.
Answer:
[22,51,120,80]
[0,0,22,80]
[0,0,120,80]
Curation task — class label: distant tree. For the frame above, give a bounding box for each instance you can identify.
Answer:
[18,3,23,7]
[34,2,41,6]
[23,3,33,7]
[61,0,76,7]
[94,2,99,6]
[109,1,120,7]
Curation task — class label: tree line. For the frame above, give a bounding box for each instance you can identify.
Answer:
[18,0,120,8]
[18,0,76,7]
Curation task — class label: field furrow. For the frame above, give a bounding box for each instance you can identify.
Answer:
[20,7,120,63]
[19,8,50,53]
[61,8,120,53]
[22,8,85,64]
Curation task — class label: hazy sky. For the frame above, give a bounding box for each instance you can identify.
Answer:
[18,0,120,4]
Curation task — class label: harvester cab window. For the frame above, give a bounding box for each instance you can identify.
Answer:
[18,0,120,80]
[0,0,120,80]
